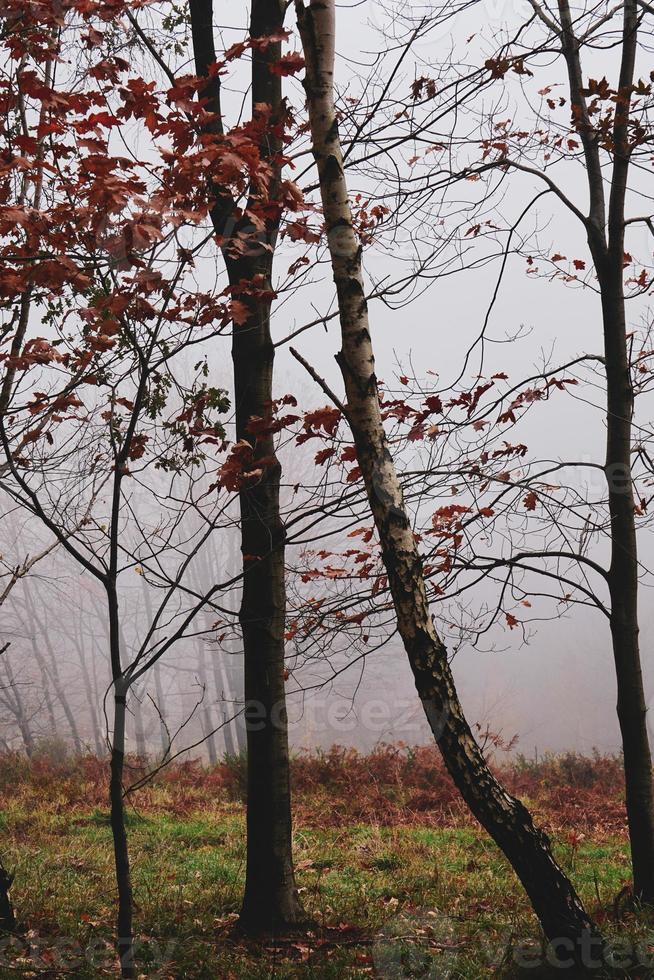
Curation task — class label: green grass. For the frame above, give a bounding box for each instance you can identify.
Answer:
[0,798,651,978]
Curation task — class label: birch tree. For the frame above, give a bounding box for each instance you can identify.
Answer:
[295,0,599,955]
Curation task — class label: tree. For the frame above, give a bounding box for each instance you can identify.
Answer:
[393,0,654,903]
[0,1,265,968]
[187,0,305,931]
[534,0,654,905]
[295,0,600,956]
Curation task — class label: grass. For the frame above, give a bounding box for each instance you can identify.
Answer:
[0,748,651,977]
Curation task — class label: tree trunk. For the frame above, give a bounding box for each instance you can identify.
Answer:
[593,248,654,904]
[296,0,599,954]
[39,629,83,755]
[141,581,169,759]
[189,0,303,932]
[132,684,147,761]
[107,585,134,979]
[2,659,34,758]
[28,634,58,737]
[214,654,237,758]
[0,858,14,932]
[556,0,654,902]
[153,663,169,758]
[227,273,303,930]
[75,637,104,757]
[24,584,83,755]
[198,646,218,766]
[110,686,134,978]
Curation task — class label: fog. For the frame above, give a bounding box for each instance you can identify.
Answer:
[1,0,652,763]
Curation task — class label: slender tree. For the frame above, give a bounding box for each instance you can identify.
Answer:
[554,0,654,904]
[188,0,305,931]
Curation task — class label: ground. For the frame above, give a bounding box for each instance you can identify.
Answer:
[0,746,651,978]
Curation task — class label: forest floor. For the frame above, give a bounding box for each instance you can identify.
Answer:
[0,745,652,978]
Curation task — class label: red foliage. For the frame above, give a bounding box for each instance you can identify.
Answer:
[0,745,628,837]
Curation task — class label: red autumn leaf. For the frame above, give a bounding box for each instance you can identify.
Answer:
[269,52,305,76]
[573,259,586,270]
[229,300,250,326]
[128,434,149,460]
[297,406,342,441]
[285,219,320,244]
[505,612,519,629]
[523,491,538,511]
[424,395,443,413]
[287,255,311,276]
[349,526,374,543]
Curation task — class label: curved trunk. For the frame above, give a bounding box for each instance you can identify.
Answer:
[297,0,599,953]
[131,684,147,761]
[214,653,237,758]
[41,635,83,755]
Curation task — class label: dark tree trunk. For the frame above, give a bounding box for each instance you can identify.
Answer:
[189,0,303,932]
[297,0,599,956]
[110,688,134,978]
[107,586,134,979]
[0,858,14,933]
[580,0,654,902]
[226,273,303,930]
[590,248,654,903]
